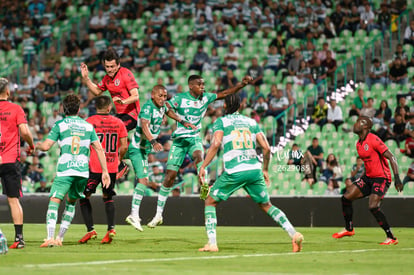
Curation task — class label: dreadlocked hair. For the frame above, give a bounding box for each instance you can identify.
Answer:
[63,94,81,116]
[95,95,112,109]
[224,94,241,115]
[359,115,373,129]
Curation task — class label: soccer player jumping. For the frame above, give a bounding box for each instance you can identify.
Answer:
[79,96,128,244]
[197,94,303,252]
[332,116,403,245]
[147,75,253,228]
[125,85,195,231]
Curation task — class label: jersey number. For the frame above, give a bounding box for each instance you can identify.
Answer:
[71,136,81,155]
[231,129,253,149]
[97,133,118,153]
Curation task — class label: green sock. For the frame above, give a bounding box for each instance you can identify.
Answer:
[46,200,59,239]
[205,206,217,245]
[155,185,172,217]
[267,205,296,238]
[58,201,76,240]
[131,183,146,217]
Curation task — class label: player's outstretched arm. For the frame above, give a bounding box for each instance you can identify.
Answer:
[91,140,110,188]
[19,123,35,155]
[113,88,139,105]
[198,131,223,184]
[215,75,253,100]
[80,63,103,96]
[383,150,403,192]
[165,109,197,130]
[141,118,163,152]
[36,139,55,152]
[257,132,271,186]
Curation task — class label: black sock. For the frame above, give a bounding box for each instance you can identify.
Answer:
[370,207,395,239]
[341,196,353,231]
[103,198,115,231]
[14,224,23,241]
[80,198,94,232]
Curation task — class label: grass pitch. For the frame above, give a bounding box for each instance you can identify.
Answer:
[0,224,413,274]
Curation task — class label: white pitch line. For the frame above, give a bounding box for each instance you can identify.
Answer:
[24,248,414,269]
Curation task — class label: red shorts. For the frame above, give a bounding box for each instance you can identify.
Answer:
[353,175,390,199]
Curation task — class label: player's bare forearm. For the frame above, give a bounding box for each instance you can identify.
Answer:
[19,123,35,148]
[216,76,253,100]
[119,89,139,105]
[166,109,181,122]
[36,139,55,152]
[384,150,400,177]
[141,119,155,142]
[83,77,102,96]
[118,137,128,161]
[202,131,223,169]
[257,132,270,172]
[92,141,109,174]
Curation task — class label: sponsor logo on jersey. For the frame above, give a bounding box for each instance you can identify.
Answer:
[364,144,369,151]
[114,79,120,86]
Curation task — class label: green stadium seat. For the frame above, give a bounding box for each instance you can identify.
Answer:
[312,181,327,195]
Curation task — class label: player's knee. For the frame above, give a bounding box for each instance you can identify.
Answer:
[258,202,272,211]
[164,172,177,187]
[341,195,352,204]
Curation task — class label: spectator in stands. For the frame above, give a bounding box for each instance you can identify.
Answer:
[395,96,410,121]
[247,57,264,87]
[266,88,288,128]
[331,4,346,34]
[192,14,209,41]
[405,115,414,138]
[44,75,60,103]
[310,58,327,87]
[376,3,391,35]
[281,8,297,39]
[306,137,325,182]
[294,60,312,86]
[311,97,328,128]
[403,20,414,47]
[323,16,337,38]
[402,161,414,185]
[133,49,148,73]
[16,76,32,102]
[33,80,46,106]
[294,15,308,40]
[260,7,275,38]
[269,32,286,52]
[263,45,282,75]
[28,155,44,183]
[224,44,239,70]
[39,17,52,49]
[155,141,172,170]
[46,109,62,131]
[345,5,361,34]
[359,2,375,33]
[181,0,196,19]
[218,69,238,91]
[59,68,75,94]
[403,134,414,158]
[35,180,50,193]
[388,114,407,145]
[366,58,388,89]
[288,143,303,166]
[360,97,376,118]
[301,41,315,63]
[393,43,409,67]
[189,45,209,73]
[205,47,220,73]
[94,31,108,55]
[321,154,343,195]
[373,100,392,126]
[350,88,367,118]
[389,57,408,86]
[253,95,268,119]
[89,10,108,34]
[22,31,38,75]
[212,24,228,48]
[28,69,42,90]
[327,98,344,131]
[165,76,178,99]
[322,51,337,84]
[288,49,303,76]
[157,44,181,72]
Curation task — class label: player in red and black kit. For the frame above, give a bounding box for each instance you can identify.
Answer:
[0,78,35,249]
[333,116,403,245]
[78,96,128,244]
[80,48,139,178]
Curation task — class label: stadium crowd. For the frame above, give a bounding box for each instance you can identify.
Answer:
[0,0,413,196]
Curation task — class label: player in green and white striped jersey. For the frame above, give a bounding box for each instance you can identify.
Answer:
[197,94,304,253]
[36,95,110,247]
[147,74,253,228]
[125,85,195,231]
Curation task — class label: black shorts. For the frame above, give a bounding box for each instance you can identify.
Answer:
[84,172,117,197]
[0,162,22,198]
[353,175,390,199]
[115,113,137,132]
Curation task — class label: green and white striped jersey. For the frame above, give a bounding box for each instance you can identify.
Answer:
[169,92,217,139]
[213,112,263,174]
[131,99,167,151]
[47,116,98,178]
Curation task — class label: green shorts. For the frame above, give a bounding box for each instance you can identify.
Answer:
[129,145,150,179]
[210,170,269,204]
[50,176,88,200]
[166,137,204,172]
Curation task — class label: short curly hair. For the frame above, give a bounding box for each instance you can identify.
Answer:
[63,94,81,116]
